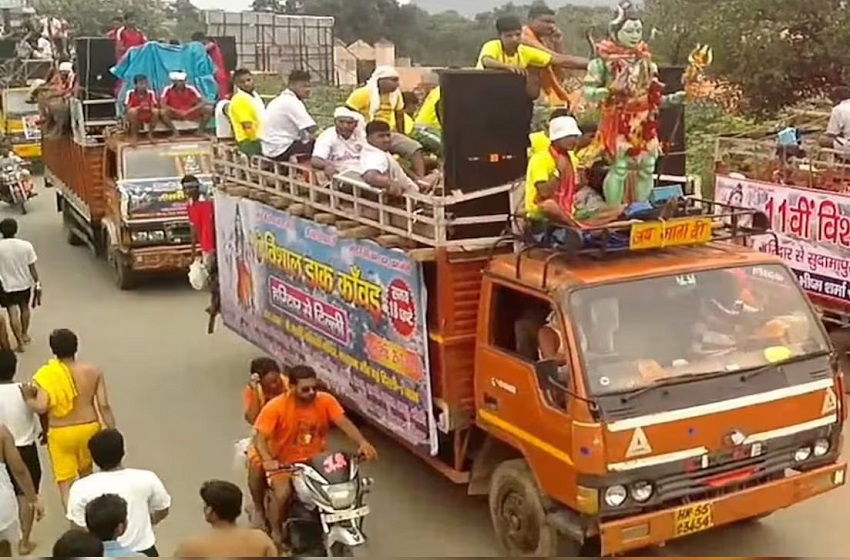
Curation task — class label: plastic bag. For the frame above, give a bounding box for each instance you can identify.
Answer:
[188,258,209,290]
[232,437,251,472]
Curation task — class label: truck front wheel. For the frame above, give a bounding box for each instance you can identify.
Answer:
[489,460,571,557]
[108,245,137,290]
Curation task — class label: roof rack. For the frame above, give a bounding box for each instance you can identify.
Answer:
[496,196,775,288]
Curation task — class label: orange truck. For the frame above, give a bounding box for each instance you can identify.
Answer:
[43,124,212,289]
[213,141,846,556]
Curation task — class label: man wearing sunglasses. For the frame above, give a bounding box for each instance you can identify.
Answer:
[252,365,377,550]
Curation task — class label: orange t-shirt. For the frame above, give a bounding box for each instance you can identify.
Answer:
[242,376,289,414]
[253,392,345,464]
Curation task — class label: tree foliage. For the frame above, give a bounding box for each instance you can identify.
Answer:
[33,0,169,37]
[645,0,850,114]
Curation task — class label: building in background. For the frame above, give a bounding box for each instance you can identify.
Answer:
[334,37,437,90]
[202,10,334,84]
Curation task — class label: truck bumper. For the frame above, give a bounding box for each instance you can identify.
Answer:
[127,246,194,272]
[599,462,846,555]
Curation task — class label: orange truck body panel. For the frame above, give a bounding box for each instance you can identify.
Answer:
[42,134,106,222]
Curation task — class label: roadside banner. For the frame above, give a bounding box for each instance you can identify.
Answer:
[215,193,438,455]
[715,175,850,305]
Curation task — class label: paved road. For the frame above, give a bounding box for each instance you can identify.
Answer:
[10,186,848,557]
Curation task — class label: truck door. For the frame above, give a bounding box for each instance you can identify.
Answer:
[475,280,578,503]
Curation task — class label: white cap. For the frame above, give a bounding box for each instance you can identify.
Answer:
[169,71,187,81]
[58,61,73,72]
[371,65,399,80]
[333,107,360,120]
[549,116,582,142]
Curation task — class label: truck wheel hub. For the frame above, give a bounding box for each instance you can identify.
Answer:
[501,493,538,552]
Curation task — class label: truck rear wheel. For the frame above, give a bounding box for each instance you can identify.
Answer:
[108,246,137,290]
[489,460,571,557]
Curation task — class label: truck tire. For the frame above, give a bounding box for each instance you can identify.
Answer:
[108,245,136,290]
[64,221,84,246]
[488,459,572,557]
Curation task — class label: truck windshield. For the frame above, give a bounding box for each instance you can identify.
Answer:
[2,90,37,117]
[122,142,212,180]
[568,264,830,396]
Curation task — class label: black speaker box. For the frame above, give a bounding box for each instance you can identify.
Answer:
[75,37,117,99]
[441,70,531,240]
[656,65,686,177]
[208,36,237,74]
[0,39,16,60]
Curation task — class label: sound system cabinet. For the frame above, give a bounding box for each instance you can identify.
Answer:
[75,37,117,121]
[440,70,532,240]
[656,65,686,178]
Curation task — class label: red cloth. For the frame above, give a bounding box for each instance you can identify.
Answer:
[115,26,146,57]
[206,41,230,98]
[161,84,202,113]
[125,89,158,123]
[188,199,216,253]
[550,145,578,219]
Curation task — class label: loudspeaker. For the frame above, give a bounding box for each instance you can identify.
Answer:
[209,36,237,74]
[0,39,16,60]
[656,66,686,177]
[441,70,531,240]
[75,37,117,101]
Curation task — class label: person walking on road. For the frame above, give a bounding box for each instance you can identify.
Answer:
[85,494,144,557]
[0,424,43,557]
[173,480,277,557]
[23,328,115,508]
[0,218,41,353]
[66,429,171,557]
[0,350,42,554]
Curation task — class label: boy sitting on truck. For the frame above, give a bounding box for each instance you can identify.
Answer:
[161,71,213,134]
[125,74,173,143]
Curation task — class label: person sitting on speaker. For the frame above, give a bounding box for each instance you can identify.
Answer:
[125,74,173,144]
[359,120,428,197]
[345,66,427,179]
[476,15,582,100]
[161,71,213,133]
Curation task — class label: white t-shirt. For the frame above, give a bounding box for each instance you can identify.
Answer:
[827,100,850,152]
[0,383,39,446]
[0,238,37,293]
[259,89,316,158]
[35,36,52,59]
[214,99,233,139]
[312,126,366,174]
[358,144,391,175]
[67,469,171,552]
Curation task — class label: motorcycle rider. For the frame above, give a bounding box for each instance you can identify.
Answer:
[252,365,377,551]
[0,139,33,200]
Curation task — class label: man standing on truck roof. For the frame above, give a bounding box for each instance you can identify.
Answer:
[0,218,41,353]
[259,69,318,162]
[114,12,147,60]
[253,365,377,552]
[820,85,850,156]
[310,107,366,181]
[345,66,427,179]
[228,68,266,155]
[125,75,173,144]
[161,71,213,134]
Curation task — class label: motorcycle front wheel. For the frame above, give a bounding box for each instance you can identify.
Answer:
[329,542,354,557]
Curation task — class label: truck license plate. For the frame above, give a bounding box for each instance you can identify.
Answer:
[322,505,370,524]
[673,502,714,537]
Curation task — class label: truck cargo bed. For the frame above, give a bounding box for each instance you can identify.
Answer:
[42,135,107,222]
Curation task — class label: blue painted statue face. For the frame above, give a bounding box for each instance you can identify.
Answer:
[616,19,643,48]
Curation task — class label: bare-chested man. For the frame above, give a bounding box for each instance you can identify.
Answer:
[0,424,44,557]
[173,480,276,558]
[22,329,114,508]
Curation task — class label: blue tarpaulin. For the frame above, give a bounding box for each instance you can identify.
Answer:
[111,42,218,114]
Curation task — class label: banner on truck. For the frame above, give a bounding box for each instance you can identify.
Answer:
[715,175,850,305]
[118,176,212,219]
[215,193,438,455]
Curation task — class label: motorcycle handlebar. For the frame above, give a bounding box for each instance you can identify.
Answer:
[265,452,367,475]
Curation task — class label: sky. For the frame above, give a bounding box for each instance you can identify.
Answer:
[190,0,412,10]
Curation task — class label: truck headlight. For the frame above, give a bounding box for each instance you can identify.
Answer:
[813,438,830,457]
[131,231,149,242]
[629,481,653,503]
[604,485,627,507]
[794,446,812,462]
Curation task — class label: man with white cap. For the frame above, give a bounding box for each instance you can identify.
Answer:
[345,66,427,178]
[51,61,76,100]
[161,71,212,134]
[311,107,366,181]
[525,115,623,230]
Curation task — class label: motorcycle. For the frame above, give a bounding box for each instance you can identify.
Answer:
[281,450,373,557]
[0,157,32,214]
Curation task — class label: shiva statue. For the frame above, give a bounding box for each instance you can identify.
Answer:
[582,0,685,205]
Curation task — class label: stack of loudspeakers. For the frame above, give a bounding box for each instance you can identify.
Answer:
[75,37,118,121]
[440,69,533,241]
[656,65,686,178]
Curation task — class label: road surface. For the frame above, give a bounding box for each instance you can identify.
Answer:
[9,187,848,557]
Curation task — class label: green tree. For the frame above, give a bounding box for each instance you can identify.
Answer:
[169,0,203,38]
[33,0,168,37]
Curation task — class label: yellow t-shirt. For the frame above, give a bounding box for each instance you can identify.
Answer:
[525,150,580,219]
[346,86,404,130]
[414,86,441,128]
[529,131,550,156]
[404,113,414,135]
[228,90,263,143]
[476,40,553,70]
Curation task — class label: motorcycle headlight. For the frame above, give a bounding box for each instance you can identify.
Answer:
[603,485,627,507]
[323,480,357,509]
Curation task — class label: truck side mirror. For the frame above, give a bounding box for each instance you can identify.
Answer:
[534,358,571,392]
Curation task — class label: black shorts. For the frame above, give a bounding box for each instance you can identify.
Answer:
[0,288,30,309]
[5,443,41,496]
